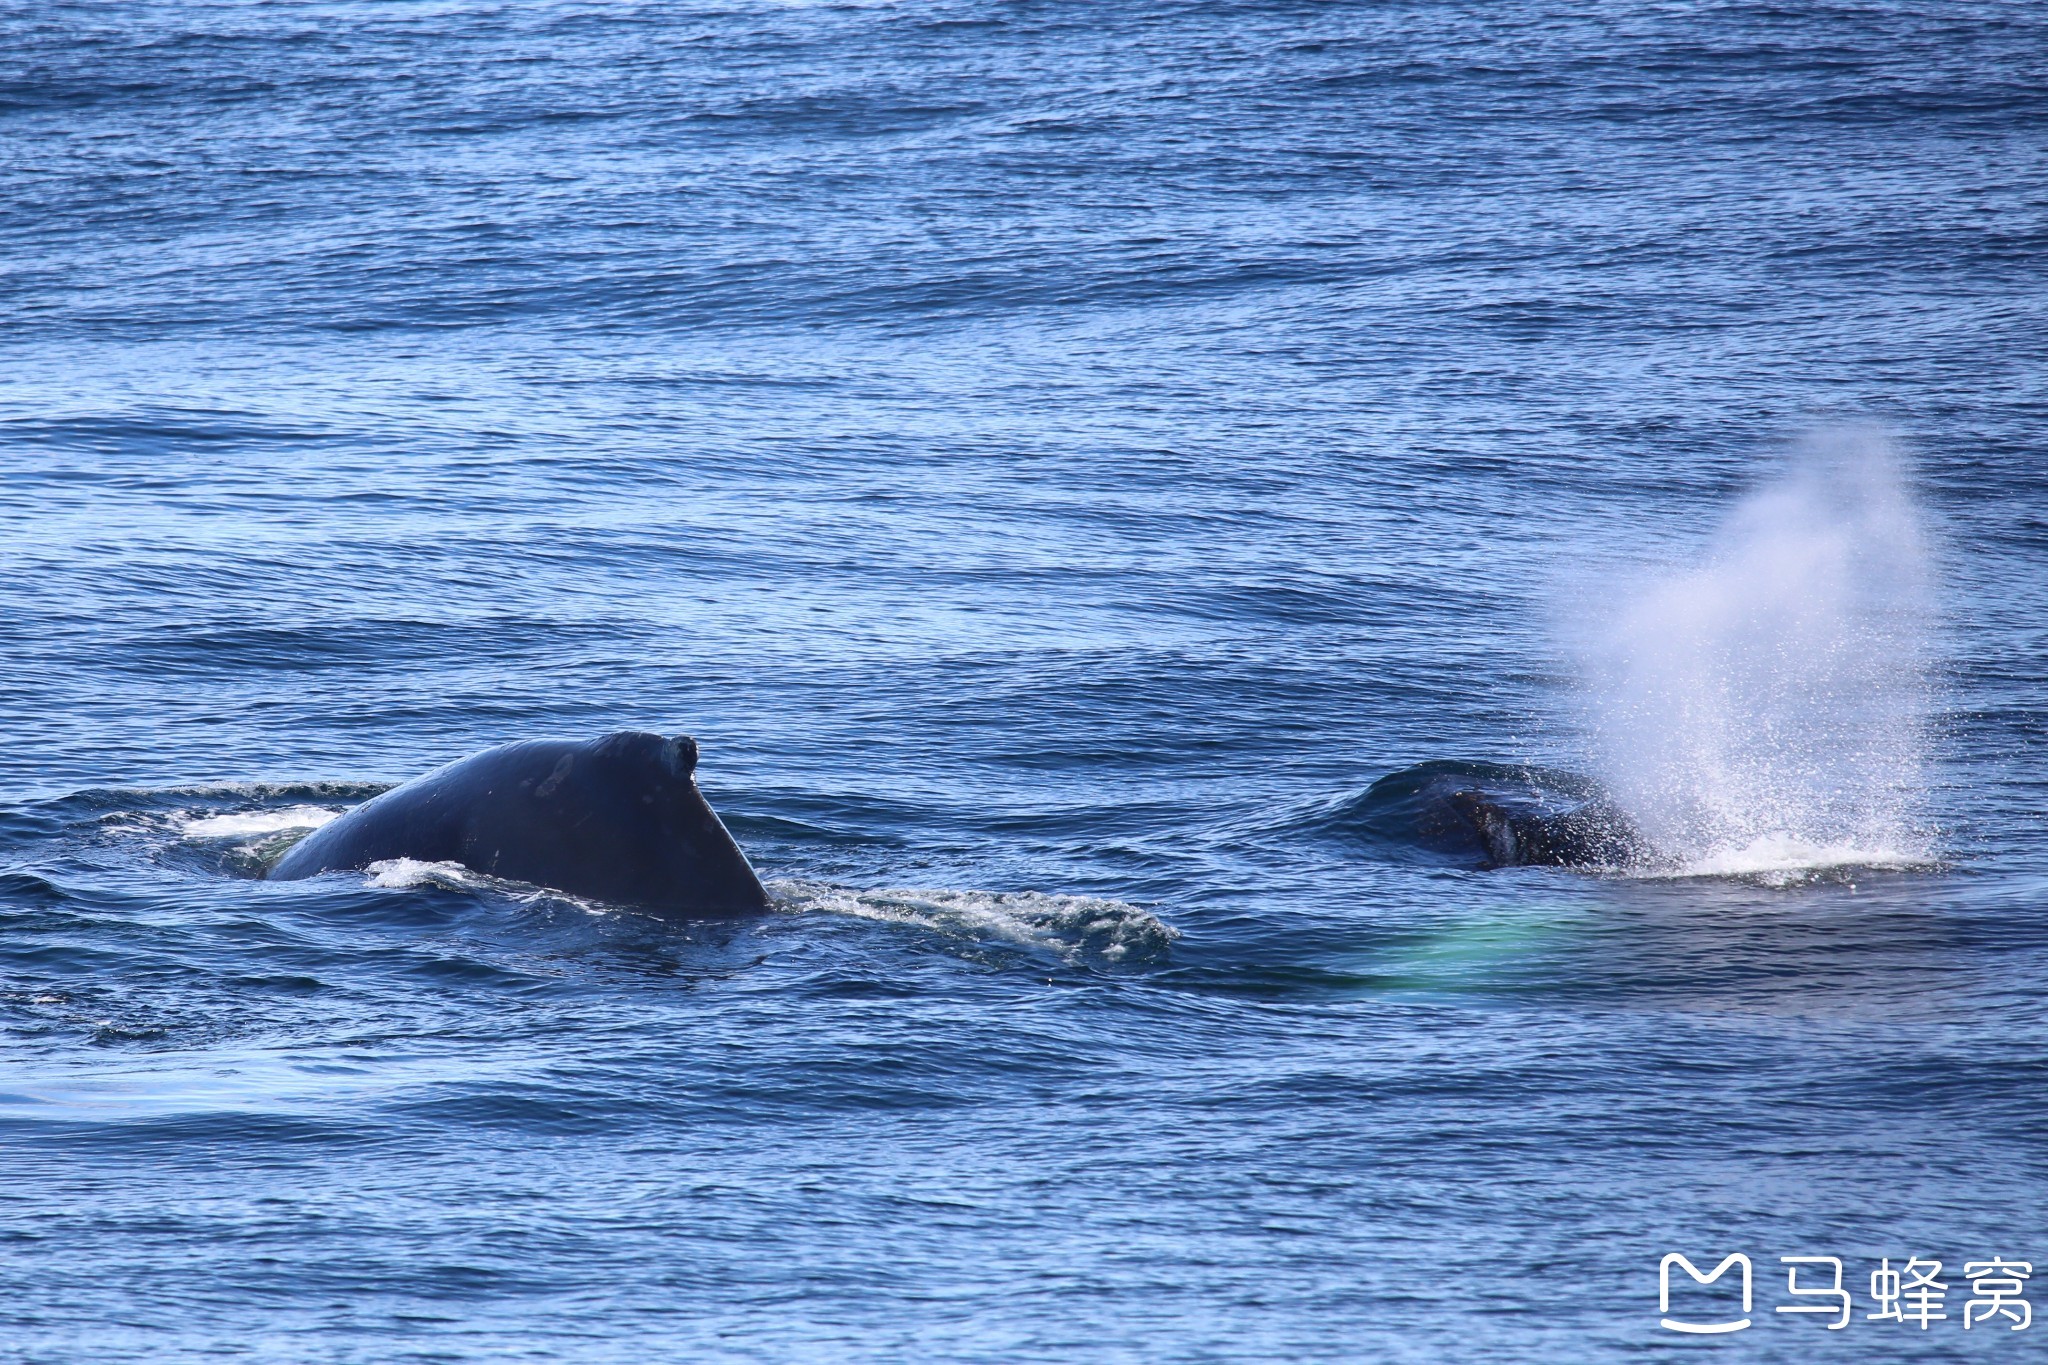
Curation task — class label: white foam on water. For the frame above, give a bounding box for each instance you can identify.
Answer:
[325,865,1168,955]
[1639,834,1927,886]
[363,857,485,890]
[772,879,1177,964]
[357,858,616,914]
[180,806,341,838]
[1574,427,1937,877]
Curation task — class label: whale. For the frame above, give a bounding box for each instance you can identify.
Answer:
[1445,788,1649,869]
[267,731,772,917]
[1338,760,1651,870]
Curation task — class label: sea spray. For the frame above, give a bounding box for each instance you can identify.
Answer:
[1577,429,1934,875]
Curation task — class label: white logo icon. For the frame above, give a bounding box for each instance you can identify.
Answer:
[1661,1253,1753,1334]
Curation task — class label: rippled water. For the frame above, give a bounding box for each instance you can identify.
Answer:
[4,3,2046,1360]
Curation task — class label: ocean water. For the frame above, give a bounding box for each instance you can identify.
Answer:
[4,2,2047,1360]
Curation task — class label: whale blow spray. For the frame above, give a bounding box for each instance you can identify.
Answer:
[1580,430,1933,875]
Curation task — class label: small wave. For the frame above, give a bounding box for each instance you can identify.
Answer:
[1633,834,1932,886]
[179,806,341,839]
[61,780,388,812]
[774,878,1177,964]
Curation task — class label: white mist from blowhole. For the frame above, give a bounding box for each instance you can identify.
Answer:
[1576,429,1934,879]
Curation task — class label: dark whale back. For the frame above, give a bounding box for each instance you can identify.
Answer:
[1446,788,1649,869]
[1332,760,1651,870]
[268,731,771,917]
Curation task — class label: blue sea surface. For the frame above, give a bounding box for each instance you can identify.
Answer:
[3,3,2046,1360]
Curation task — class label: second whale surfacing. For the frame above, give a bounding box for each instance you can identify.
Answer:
[267,731,772,917]
[1445,786,1650,870]
[1340,760,1652,871]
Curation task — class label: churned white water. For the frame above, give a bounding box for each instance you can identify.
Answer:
[362,858,490,891]
[773,880,1178,964]
[1577,430,1935,875]
[179,806,341,839]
